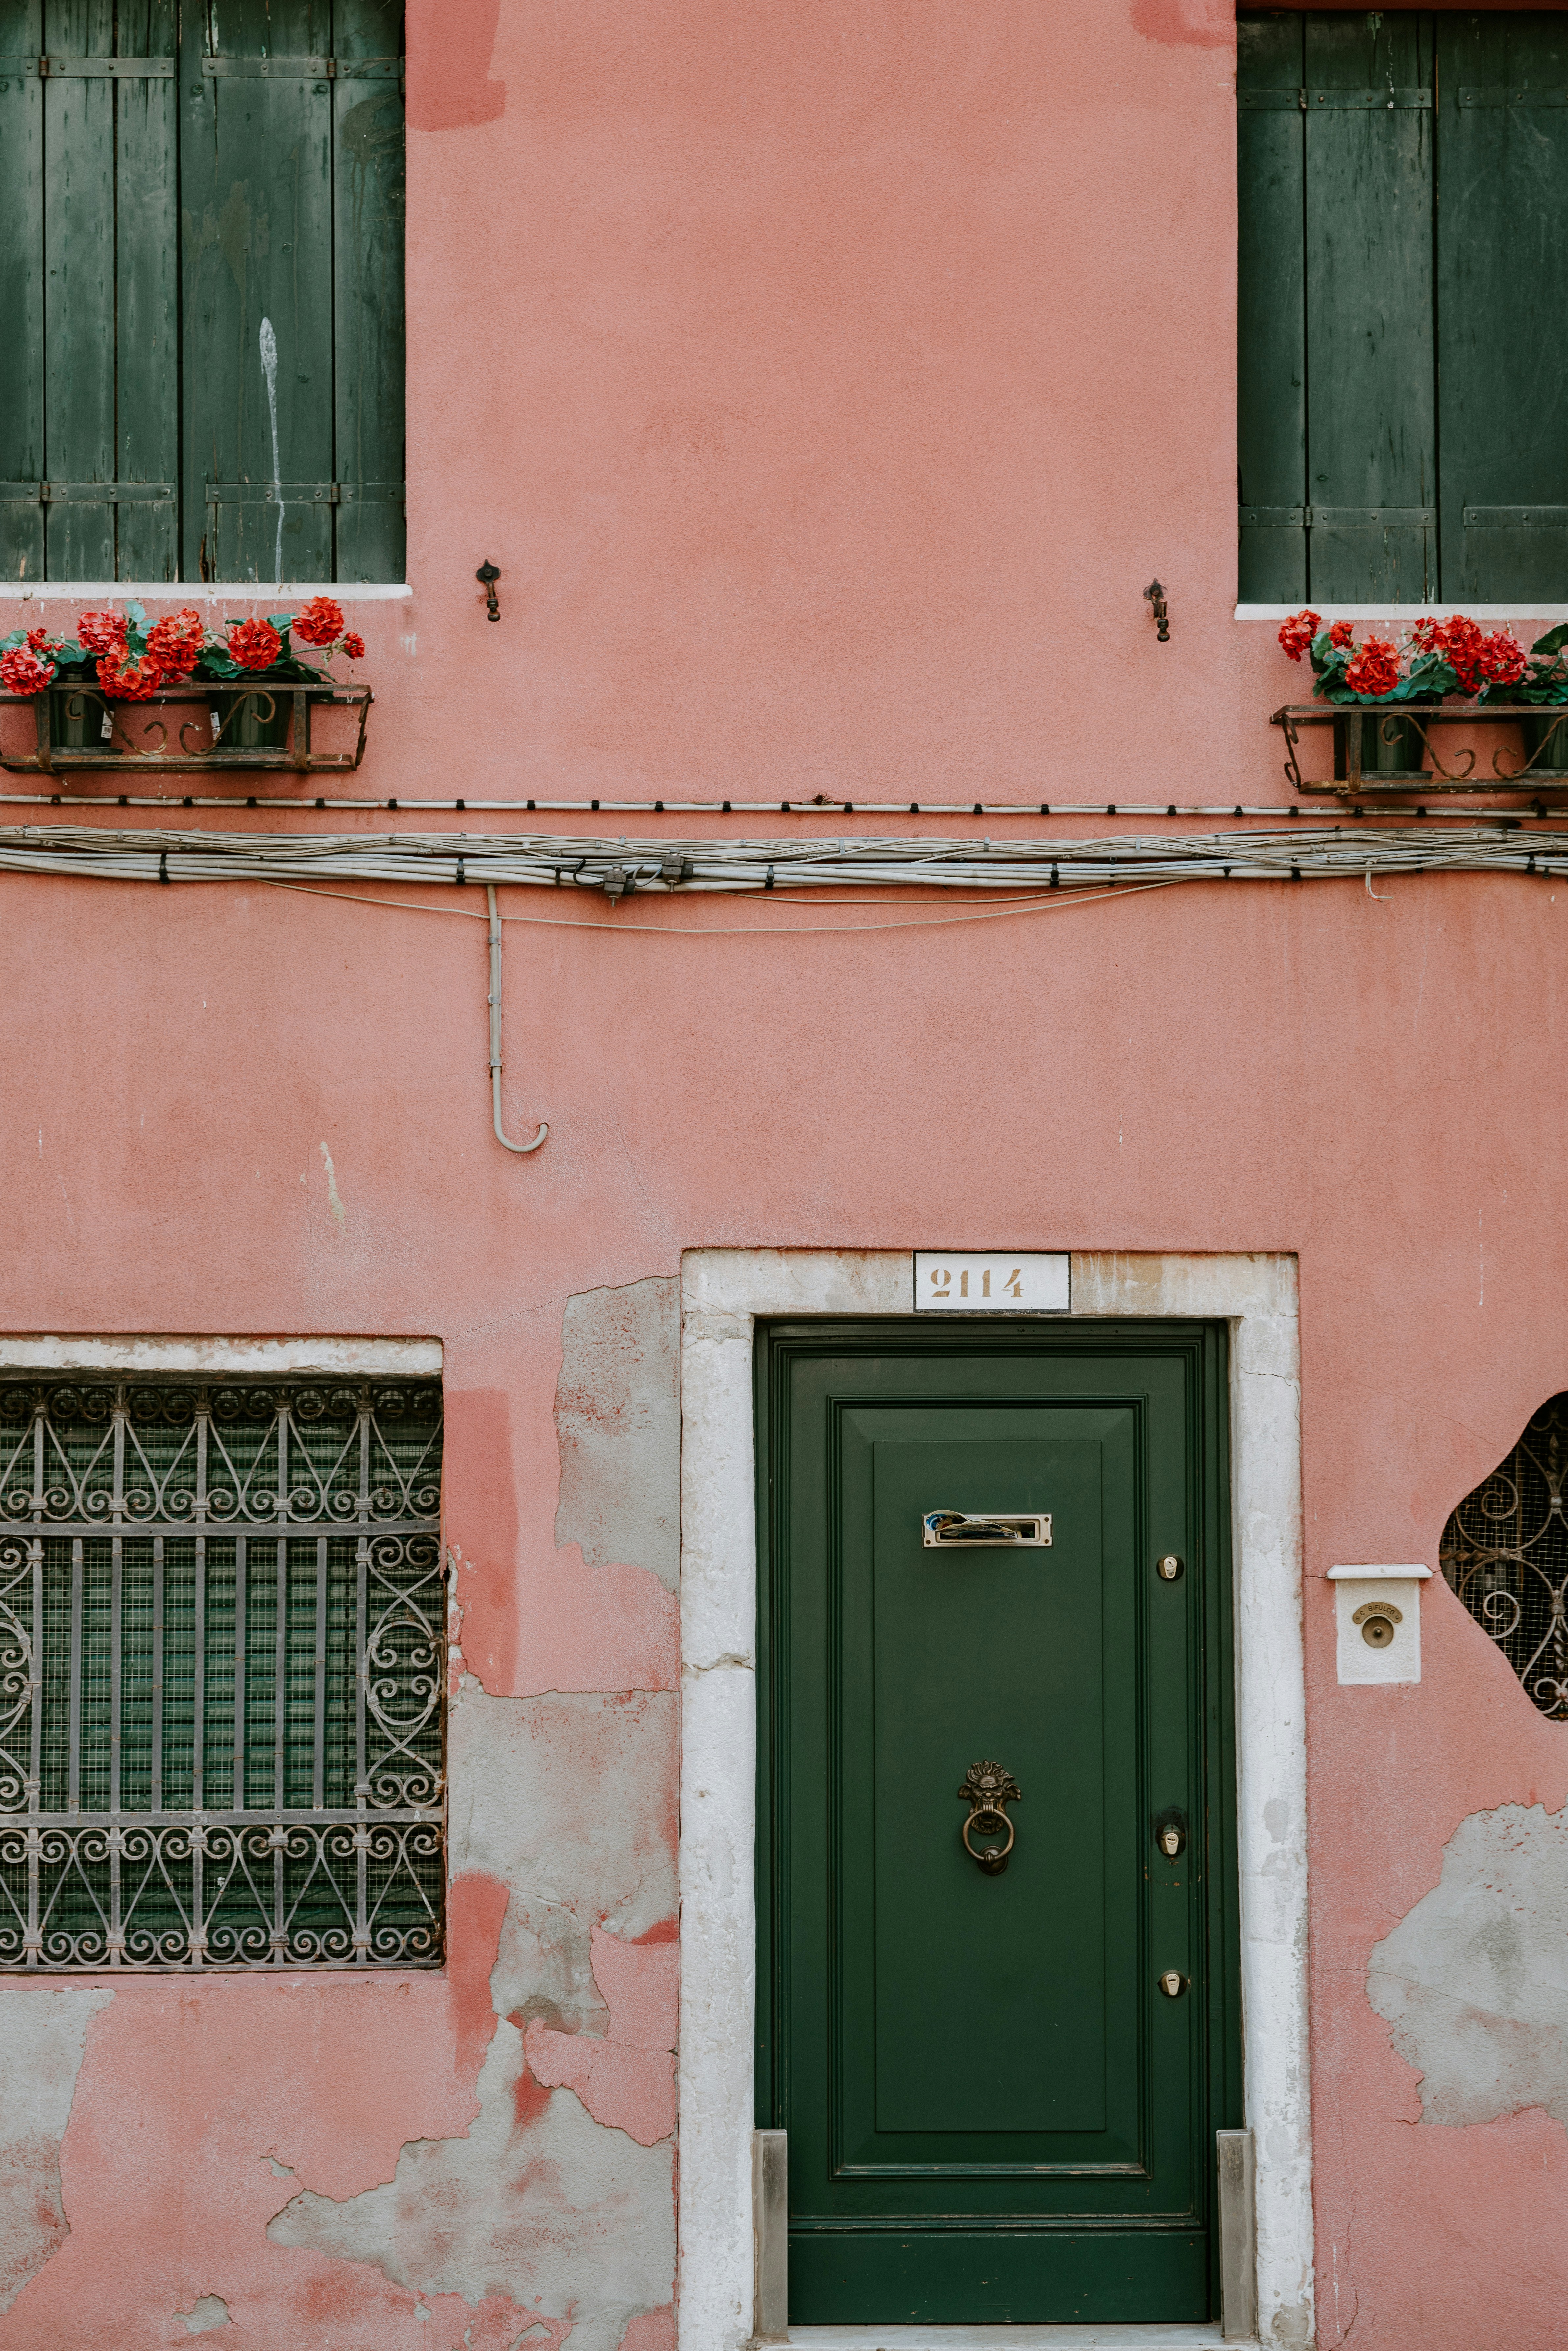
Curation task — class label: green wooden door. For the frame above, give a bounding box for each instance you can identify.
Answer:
[757,1323,1239,2325]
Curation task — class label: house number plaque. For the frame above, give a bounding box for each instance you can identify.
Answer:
[914,1252,1070,1313]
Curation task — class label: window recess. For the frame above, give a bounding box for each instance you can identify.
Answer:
[0,1376,444,1970]
[1238,12,1568,606]
[1442,1393,1568,1721]
[0,0,405,585]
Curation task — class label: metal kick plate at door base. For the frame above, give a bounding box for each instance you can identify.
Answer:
[924,1510,1051,1548]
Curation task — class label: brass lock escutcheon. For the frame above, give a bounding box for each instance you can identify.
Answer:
[958,1759,1022,1873]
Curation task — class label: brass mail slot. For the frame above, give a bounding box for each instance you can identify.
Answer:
[923,1511,1052,1548]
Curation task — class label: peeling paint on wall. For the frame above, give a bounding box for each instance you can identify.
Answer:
[0,1986,112,2310]
[1369,1803,1568,2129]
[268,1680,677,2351]
[174,2294,232,2334]
[524,1922,677,2146]
[555,1279,680,1594]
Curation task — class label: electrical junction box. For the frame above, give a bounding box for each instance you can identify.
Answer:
[1328,1565,1433,1685]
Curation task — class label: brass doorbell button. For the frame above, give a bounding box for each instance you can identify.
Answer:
[1156,1554,1183,1581]
[1158,1970,1188,1997]
[1352,1599,1401,1650]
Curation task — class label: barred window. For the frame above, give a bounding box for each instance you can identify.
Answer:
[1441,1392,1568,1723]
[0,1376,444,1969]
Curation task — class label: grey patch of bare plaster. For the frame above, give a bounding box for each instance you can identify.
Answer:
[175,2296,231,2334]
[1369,1803,1568,2129]
[1266,2297,1313,2350]
[0,1985,112,2311]
[270,1680,677,2351]
[555,1279,679,1593]
[270,2024,673,2351]
[448,1678,677,2023]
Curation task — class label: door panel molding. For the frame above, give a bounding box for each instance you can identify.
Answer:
[677,1251,1311,2351]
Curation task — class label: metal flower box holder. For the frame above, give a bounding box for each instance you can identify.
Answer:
[1272,700,1568,797]
[0,677,371,775]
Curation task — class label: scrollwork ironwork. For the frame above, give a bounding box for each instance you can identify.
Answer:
[1442,1393,1568,1721]
[0,1375,444,1969]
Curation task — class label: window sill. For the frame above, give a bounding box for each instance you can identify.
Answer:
[2,582,412,603]
[1237,601,1568,622]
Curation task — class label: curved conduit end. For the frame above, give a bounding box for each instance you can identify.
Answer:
[486,885,548,1155]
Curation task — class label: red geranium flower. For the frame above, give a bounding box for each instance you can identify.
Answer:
[1345,635,1401,698]
[24,626,56,652]
[1438,614,1484,696]
[1328,619,1354,649]
[77,609,129,659]
[1410,616,1444,653]
[227,618,283,672]
[1278,609,1321,663]
[1478,630,1526,688]
[1,647,56,695]
[291,595,345,648]
[146,608,205,681]
[97,652,164,701]
[340,631,366,663]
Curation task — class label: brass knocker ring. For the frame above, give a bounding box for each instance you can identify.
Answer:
[961,1806,1015,1873]
[957,1759,1022,1874]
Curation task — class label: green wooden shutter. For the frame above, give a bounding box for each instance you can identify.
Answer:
[1237,14,1308,604]
[0,12,46,581]
[182,2,404,584]
[333,0,406,584]
[1437,15,1568,602]
[0,0,179,582]
[1239,12,1437,605]
[0,0,402,586]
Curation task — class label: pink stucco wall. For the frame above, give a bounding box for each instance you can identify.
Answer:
[4,0,1568,2345]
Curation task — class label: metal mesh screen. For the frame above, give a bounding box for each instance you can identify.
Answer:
[1440,1391,1568,1722]
[0,1378,445,1968]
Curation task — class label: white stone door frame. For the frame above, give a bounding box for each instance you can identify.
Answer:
[677,1251,1313,2351]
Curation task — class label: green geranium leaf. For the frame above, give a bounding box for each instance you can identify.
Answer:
[124,600,147,630]
[1531,623,1568,658]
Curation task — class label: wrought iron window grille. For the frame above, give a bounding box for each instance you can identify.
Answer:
[1441,1392,1568,1721]
[0,1376,444,1969]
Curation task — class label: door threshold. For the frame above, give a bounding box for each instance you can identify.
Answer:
[783,2328,1252,2350]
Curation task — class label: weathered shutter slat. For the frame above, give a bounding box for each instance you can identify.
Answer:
[332,0,406,583]
[1237,14,1308,603]
[0,4,45,581]
[43,0,117,582]
[1437,15,1568,601]
[182,0,336,583]
[1302,11,1435,604]
[112,0,178,581]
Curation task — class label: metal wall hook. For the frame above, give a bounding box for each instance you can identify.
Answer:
[1145,579,1170,642]
[486,886,548,1154]
[477,560,501,622]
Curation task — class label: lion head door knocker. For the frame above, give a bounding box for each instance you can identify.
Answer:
[958,1760,1022,1874]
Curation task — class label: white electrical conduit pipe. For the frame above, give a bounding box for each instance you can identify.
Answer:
[0,823,1563,894]
[486,882,547,1154]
